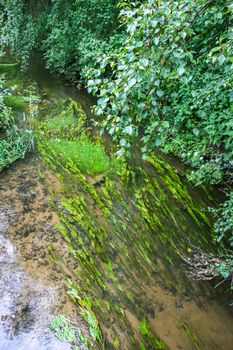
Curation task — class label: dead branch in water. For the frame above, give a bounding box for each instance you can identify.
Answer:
[179,244,233,288]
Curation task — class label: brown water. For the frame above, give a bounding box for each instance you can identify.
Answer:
[0,55,232,349]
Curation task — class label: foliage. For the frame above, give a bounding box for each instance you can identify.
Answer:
[1,0,232,186]
[215,258,233,284]
[0,72,33,171]
[0,0,38,69]
[0,63,19,74]
[51,315,77,343]
[38,99,111,175]
[4,95,28,111]
[214,192,233,246]
[0,122,33,170]
[67,279,102,345]
[0,84,12,128]
[140,319,166,349]
[85,0,233,167]
[1,0,232,279]
[39,98,88,139]
[0,0,123,77]
[84,0,233,246]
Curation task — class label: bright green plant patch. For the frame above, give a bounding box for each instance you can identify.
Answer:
[46,137,110,175]
[4,95,28,111]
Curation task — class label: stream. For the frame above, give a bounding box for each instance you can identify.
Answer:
[0,55,233,350]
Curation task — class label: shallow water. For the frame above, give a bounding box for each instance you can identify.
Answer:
[0,55,232,349]
[0,158,88,350]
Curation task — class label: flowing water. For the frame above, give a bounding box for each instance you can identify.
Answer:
[0,55,232,349]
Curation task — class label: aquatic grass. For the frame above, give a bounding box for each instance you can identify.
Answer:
[4,95,28,111]
[45,138,110,175]
[4,77,24,90]
[0,63,18,74]
[140,319,167,349]
[36,92,220,349]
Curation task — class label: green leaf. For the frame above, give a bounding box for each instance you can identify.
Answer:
[124,125,133,135]
[128,78,137,88]
[192,128,199,136]
[178,67,185,75]
[120,139,127,146]
[155,138,162,147]
[218,54,226,65]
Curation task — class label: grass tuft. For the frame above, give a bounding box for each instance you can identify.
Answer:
[47,137,110,175]
[4,95,28,111]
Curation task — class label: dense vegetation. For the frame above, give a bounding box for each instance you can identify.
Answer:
[0,1,232,260]
[0,69,33,170]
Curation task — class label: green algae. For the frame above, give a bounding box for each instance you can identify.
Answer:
[140,319,167,349]
[180,320,201,350]
[36,97,219,349]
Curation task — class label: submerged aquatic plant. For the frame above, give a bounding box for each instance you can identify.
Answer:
[140,319,167,349]
[37,93,221,349]
[51,315,89,349]
[67,279,103,345]
[51,316,77,343]
[0,63,19,74]
[40,98,88,139]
